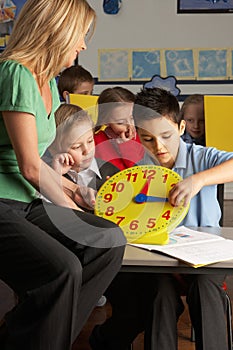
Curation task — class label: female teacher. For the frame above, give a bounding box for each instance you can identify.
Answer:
[0,1,126,349]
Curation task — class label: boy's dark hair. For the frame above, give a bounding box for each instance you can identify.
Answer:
[58,65,94,97]
[133,87,181,127]
[180,94,204,119]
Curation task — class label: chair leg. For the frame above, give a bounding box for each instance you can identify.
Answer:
[226,293,232,350]
[190,326,195,342]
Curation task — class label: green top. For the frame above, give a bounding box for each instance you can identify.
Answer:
[0,60,60,202]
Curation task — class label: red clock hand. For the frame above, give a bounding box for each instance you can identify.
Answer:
[140,177,152,195]
[134,178,153,203]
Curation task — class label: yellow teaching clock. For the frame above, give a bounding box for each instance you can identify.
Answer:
[95,165,189,244]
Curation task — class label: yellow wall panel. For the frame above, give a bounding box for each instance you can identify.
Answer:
[67,93,98,124]
[204,96,233,152]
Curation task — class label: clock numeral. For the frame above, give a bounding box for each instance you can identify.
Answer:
[162,210,171,221]
[103,193,113,203]
[105,206,114,216]
[129,220,139,230]
[162,173,168,183]
[125,172,138,182]
[110,182,124,192]
[142,169,156,179]
[116,216,125,225]
[146,217,156,228]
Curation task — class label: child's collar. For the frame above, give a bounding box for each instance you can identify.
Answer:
[173,138,187,170]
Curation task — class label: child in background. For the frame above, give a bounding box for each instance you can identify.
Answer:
[57,64,94,101]
[181,94,205,146]
[181,94,225,224]
[94,87,145,170]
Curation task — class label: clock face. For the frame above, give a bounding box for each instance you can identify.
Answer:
[95,165,189,244]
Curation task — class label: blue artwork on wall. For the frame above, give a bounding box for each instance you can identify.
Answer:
[164,49,195,78]
[99,49,129,80]
[144,75,181,97]
[132,50,161,80]
[98,47,232,82]
[198,49,227,79]
[103,0,122,14]
[178,0,233,13]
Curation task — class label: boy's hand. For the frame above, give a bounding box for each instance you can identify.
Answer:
[52,153,74,175]
[168,175,203,207]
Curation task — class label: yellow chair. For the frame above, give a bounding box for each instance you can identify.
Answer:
[66,93,98,124]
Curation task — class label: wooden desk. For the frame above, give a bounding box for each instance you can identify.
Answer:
[122,227,233,275]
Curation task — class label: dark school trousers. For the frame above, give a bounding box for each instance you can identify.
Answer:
[0,199,126,350]
[91,272,159,349]
[144,273,228,350]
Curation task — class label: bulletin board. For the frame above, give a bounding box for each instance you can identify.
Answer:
[98,47,232,81]
[204,95,233,152]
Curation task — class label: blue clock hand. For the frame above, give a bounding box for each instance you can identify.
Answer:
[134,193,168,203]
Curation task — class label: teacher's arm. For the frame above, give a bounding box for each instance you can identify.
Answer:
[2,111,83,210]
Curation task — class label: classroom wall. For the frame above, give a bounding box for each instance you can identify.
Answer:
[80,0,233,199]
[79,0,233,96]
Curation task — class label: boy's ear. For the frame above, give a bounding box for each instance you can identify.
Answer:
[179,120,186,136]
[63,91,69,101]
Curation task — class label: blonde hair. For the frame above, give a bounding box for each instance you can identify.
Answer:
[52,104,94,152]
[54,104,84,128]
[0,0,96,87]
[180,94,204,119]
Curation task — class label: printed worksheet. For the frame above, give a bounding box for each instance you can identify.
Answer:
[131,226,233,268]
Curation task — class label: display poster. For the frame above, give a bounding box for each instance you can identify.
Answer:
[0,0,26,50]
